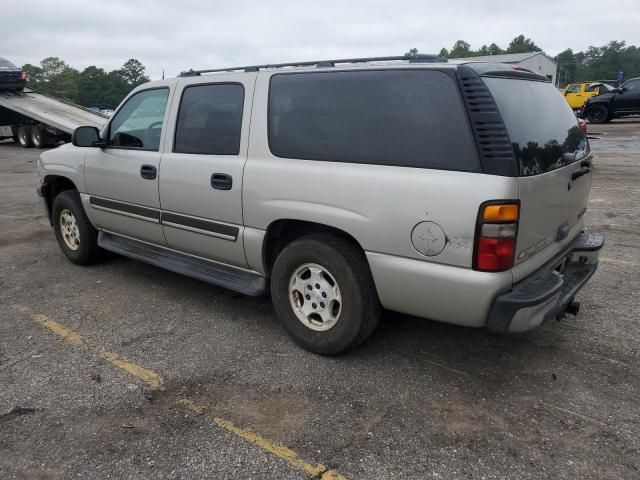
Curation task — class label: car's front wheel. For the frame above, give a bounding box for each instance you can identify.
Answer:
[270,233,380,355]
[586,105,611,124]
[52,190,103,265]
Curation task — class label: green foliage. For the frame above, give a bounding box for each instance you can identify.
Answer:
[405,48,419,58]
[22,57,150,109]
[409,35,638,86]
[555,41,640,86]
[449,40,472,58]
[506,35,541,54]
[438,35,540,59]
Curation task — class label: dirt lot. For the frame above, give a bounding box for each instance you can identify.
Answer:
[1,120,639,480]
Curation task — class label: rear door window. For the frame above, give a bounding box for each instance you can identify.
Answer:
[268,70,479,171]
[174,83,244,155]
[484,77,589,176]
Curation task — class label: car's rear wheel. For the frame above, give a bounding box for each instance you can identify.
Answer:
[270,233,381,355]
[17,126,33,148]
[52,190,103,265]
[586,105,610,124]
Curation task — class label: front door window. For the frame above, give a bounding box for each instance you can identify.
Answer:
[108,88,169,151]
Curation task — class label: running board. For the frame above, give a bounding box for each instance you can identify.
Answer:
[98,231,268,296]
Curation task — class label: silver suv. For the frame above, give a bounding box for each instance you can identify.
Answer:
[37,55,604,354]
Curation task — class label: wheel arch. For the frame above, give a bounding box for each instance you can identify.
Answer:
[43,175,78,224]
[262,219,368,276]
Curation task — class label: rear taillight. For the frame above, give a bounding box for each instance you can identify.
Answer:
[20,71,28,80]
[578,118,588,136]
[474,202,519,272]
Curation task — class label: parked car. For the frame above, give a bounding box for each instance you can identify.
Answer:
[563,81,612,109]
[0,57,27,91]
[581,77,640,123]
[36,56,603,354]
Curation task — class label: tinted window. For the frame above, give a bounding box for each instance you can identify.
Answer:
[109,88,169,151]
[485,77,589,176]
[174,83,244,155]
[268,70,479,171]
[623,79,640,92]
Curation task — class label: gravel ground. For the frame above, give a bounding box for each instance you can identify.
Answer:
[0,119,639,480]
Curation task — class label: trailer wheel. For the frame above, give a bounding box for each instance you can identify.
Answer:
[31,126,51,149]
[17,126,34,148]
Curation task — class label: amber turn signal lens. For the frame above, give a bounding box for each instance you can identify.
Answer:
[482,204,519,222]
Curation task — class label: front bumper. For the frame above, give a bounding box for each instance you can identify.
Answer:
[486,231,604,333]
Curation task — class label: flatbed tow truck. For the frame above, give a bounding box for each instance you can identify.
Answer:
[0,88,106,148]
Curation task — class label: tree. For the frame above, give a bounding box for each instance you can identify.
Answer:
[438,47,449,58]
[405,48,419,58]
[77,66,110,107]
[487,43,504,55]
[21,57,151,108]
[118,58,149,87]
[21,63,44,88]
[506,35,541,54]
[555,48,578,86]
[449,40,472,58]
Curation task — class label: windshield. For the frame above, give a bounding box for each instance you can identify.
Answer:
[0,58,19,70]
[484,77,589,176]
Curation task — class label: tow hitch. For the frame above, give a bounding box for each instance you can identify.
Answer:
[557,300,581,320]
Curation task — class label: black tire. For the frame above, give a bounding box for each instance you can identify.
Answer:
[17,126,33,148]
[270,233,381,355]
[52,190,103,265]
[31,126,50,149]
[586,105,611,124]
[16,87,24,92]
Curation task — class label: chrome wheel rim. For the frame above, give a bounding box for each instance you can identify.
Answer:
[289,263,342,331]
[59,209,80,251]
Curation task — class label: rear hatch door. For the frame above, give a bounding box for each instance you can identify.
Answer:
[483,76,592,281]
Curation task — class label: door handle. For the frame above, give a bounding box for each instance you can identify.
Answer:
[211,173,232,190]
[140,164,157,180]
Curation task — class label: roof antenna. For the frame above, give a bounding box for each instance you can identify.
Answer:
[162,69,165,80]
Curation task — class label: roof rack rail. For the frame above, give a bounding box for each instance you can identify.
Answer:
[179,54,447,77]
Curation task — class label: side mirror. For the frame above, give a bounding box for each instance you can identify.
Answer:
[72,126,104,147]
[615,87,626,94]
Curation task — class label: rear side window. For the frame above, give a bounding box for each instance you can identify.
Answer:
[484,77,589,176]
[174,83,244,155]
[268,70,479,171]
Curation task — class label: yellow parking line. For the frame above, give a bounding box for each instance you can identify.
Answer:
[178,399,346,479]
[26,309,164,389]
[18,306,348,479]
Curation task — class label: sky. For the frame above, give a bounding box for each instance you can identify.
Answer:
[3,0,639,80]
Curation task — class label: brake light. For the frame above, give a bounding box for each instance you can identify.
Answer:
[20,71,28,80]
[578,118,588,136]
[474,202,519,272]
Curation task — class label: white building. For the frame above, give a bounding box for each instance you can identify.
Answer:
[456,52,558,85]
